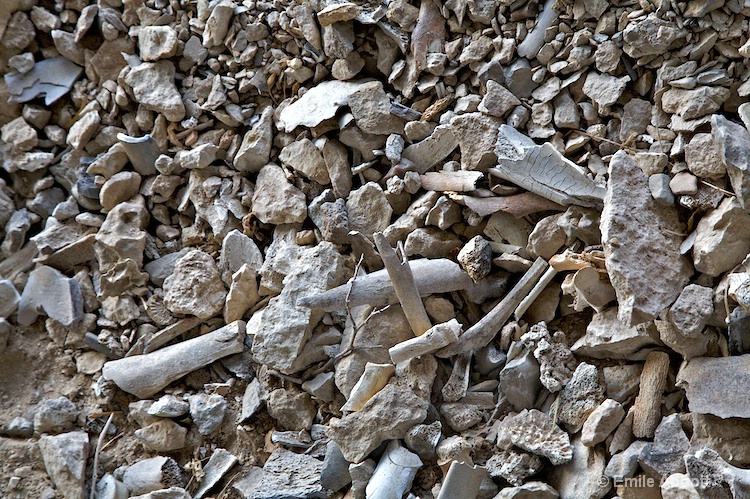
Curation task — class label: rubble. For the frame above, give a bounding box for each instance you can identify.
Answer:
[4,0,750,495]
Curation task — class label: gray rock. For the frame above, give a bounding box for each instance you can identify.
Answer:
[0,279,20,318]
[450,112,502,171]
[685,448,750,497]
[639,414,689,479]
[138,26,178,61]
[558,362,606,433]
[266,388,316,431]
[712,115,750,209]
[251,164,307,225]
[572,307,659,360]
[320,440,351,492]
[691,413,750,466]
[348,81,405,135]
[648,173,674,206]
[346,182,392,237]
[498,346,541,410]
[34,396,78,434]
[603,364,643,403]
[677,354,750,418]
[194,448,238,499]
[124,61,185,122]
[605,440,649,480]
[685,132,726,180]
[668,284,713,337]
[144,249,190,287]
[479,80,520,118]
[328,355,436,463]
[232,448,328,499]
[486,448,543,487]
[661,473,700,499]
[252,242,346,374]
[1,416,33,437]
[583,72,628,107]
[163,250,226,319]
[581,399,625,446]
[457,236,492,282]
[507,409,573,465]
[693,197,750,276]
[39,431,89,499]
[279,139,330,185]
[219,230,264,283]
[17,265,83,327]
[661,86,729,120]
[174,143,220,170]
[134,420,187,452]
[623,14,685,58]
[601,151,691,326]
[234,107,273,173]
[239,378,265,423]
[147,395,189,418]
[189,393,227,436]
[549,437,609,499]
[493,481,559,499]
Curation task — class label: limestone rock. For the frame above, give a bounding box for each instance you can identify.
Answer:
[583,72,628,107]
[100,171,141,211]
[233,448,327,499]
[189,393,227,436]
[494,482,559,499]
[691,413,750,466]
[662,86,729,121]
[174,144,220,170]
[252,242,346,374]
[124,61,185,122]
[163,250,226,319]
[549,437,609,499]
[135,420,187,452]
[601,150,691,326]
[457,235,492,282]
[278,79,368,133]
[39,431,89,499]
[692,197,750,276]
[267,388,317,431]
[661,473,699,499]
[138,26,178,61]
[639,414,689,479]
[558,362,606,433]
[667,284,713,337]
[507,409,573,465]
[348,81,405,135]
[328,355,436,463]
[479,80,520,117]
[1,116,37,151]
[233,107,273,173]
[34,396,79,434]
[202,0,234,47]
[677,354,750,418]
[450,112,502,171]
[581,399,625,446]
[685,132,725,180]
[279,139,330,185]
[498,346,541,410]
[251,164,307,224]
[572,307,660,361]
[623,15,685,58]
[17,265,83,327]
[712,114,750,209]
[486,449,543,487]
[346,182,392,236]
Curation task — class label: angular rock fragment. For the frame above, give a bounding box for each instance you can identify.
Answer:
[601,151,691,326]
[17,265,83,327]
[251,164,308,224]
[507,409,573,465]
[558,362,606,432]
[328,355,436,463]
[677,354,750,418]
[39,431,89,499]
[692,198,750,277]
[572,307,660,360]
[233,449,328,499]
[124,61,185,121]
[163,250,226,319]
[252,242,346,374]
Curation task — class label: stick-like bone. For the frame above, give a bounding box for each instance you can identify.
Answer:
[632,351,670,438]
[297,258,472,311]
[437,258,548,357]
[102,321,246,398]
[341,363,396,412]
[373,232,432,336]
[390,320,461,364]
[513,266,558,319]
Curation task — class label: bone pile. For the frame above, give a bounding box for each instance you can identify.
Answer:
[3,0,750,497]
